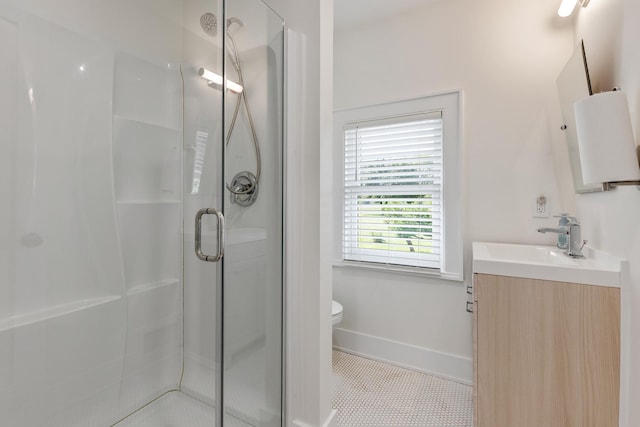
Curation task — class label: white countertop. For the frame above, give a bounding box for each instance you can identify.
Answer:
[472,241,623,287]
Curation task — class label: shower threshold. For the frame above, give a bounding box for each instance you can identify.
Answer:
[112,391,252,427]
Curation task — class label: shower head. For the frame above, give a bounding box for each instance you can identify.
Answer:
[200,12,217,37]
[226,17,244,34]
[199,13,244,37]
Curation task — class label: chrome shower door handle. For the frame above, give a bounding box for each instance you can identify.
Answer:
[195,208,225,262]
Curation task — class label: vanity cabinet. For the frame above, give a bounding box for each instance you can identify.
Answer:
[473,273,620,427]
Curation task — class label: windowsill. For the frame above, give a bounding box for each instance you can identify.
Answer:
[333,260,464,282]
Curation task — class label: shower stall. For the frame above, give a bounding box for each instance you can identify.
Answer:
[0,0,284,426]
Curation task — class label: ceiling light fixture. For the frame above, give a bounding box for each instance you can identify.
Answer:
[558,0,590,17]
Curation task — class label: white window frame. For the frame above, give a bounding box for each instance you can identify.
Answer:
[333,92,463,281]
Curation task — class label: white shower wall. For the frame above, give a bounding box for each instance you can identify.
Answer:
[0,1,187,425]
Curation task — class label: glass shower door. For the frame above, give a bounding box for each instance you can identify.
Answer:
[221,1,284,426]
[193,0,284,425]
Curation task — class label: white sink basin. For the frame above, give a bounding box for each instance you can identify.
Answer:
[472,242,623,287]
[483,243,578,266]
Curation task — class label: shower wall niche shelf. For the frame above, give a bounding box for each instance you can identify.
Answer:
[116,200,181,206]
[113,115,180,132]
[113,116,181,202]
[127,278,180,297]
[111,50,183,413]
[0,295,122,333]
[116,194,181,291]
[112,50,182,291]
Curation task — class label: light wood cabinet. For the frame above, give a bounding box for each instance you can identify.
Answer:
[473,273,620,427]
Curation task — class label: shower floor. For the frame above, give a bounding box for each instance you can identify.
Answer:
[182,345,272,426]
[113,391,252,427]
[113,344,269,427]
[113,391,213,427]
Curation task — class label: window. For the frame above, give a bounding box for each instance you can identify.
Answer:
[343,113,442,268]
[334,92,462,280]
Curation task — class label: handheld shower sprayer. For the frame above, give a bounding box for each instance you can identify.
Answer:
[198,13,260,207]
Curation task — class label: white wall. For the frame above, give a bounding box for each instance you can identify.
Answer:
[573,0,640,424]
[333,0,575,382]
[263,0,335,426]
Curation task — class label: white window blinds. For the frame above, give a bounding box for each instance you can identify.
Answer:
[343,112,443,269]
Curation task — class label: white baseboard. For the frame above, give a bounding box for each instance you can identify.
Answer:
[333,328,472,385]
[292,409,337,427]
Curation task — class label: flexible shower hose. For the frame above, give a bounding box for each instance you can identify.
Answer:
[224,31,261,196]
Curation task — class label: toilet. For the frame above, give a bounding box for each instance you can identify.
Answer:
[332,300,343,328]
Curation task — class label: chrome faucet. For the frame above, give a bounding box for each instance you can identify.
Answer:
[537,216,586,258]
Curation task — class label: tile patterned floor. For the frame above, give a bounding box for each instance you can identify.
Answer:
[332,350,473,427]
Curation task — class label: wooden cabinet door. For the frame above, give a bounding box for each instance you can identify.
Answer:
[474,274,619,427]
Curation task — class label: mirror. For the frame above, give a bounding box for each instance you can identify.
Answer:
[557,40,604,193]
